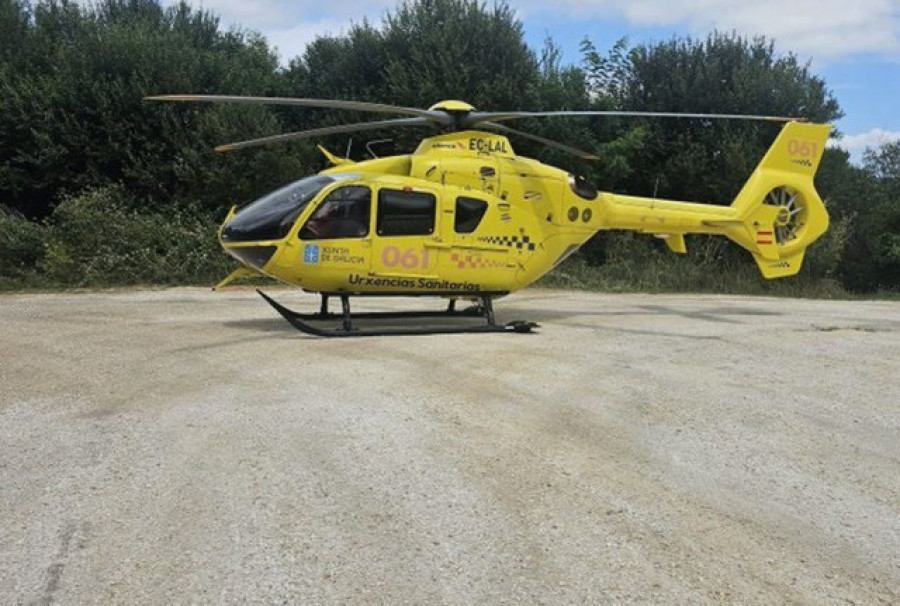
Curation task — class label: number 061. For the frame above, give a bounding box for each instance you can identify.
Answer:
[381,246,431,269]
[787,139,817,158]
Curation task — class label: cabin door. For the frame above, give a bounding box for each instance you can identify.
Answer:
[370,185,442,284]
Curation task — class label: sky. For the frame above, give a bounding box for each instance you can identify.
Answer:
[170,0,900,161]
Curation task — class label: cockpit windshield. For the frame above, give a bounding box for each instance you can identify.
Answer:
[221,174,356,242]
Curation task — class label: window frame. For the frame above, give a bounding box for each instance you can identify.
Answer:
[298,184,372,241]
[375,188,437,237]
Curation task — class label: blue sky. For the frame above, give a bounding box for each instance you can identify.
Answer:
[162,0,900,160]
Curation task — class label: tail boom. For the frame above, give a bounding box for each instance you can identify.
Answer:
[599,121,832,278]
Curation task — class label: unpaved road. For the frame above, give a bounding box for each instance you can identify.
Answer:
[0,288,898,604]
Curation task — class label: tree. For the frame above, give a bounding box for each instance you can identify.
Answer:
[281,0,553,158]
[576,32,849,282]
[857,142,900,290]
[0,0,303,218]
[582,32,843,203]
[380,0,539,109]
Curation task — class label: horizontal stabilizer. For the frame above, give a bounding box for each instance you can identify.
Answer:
[655,233,687,254]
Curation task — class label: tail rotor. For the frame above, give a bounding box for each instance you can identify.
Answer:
[764,186,807,246]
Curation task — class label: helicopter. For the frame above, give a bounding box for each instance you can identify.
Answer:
[146,95,832,337]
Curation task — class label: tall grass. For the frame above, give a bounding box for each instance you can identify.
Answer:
[539,225,851,299]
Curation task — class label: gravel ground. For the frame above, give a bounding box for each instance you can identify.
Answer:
[0,287,898,604]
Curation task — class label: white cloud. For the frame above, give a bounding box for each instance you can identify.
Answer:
[831,128,900,156]
[190,0,290,29]
[518,0,900,59]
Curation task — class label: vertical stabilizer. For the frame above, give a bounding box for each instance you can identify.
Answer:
[727,122,832,278]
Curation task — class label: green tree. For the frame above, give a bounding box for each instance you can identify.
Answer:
[857,142,900,290]
[810,142,900,292]
[582,32,842,203]
[281,0,554,159]
[380,0,539,109]
[577,32,846,283]
[0,0,304,218]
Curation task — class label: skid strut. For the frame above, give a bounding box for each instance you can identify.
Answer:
[256,290,537,337]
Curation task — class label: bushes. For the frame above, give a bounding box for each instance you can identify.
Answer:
[46,186,233,286]
[1,185,233,289]
[0,205,48,286]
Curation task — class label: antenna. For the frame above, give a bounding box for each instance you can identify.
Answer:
[366,138,393,159]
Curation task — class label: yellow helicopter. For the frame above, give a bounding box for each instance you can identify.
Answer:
[147,95,831,337]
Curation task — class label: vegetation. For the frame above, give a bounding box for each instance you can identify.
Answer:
[0,0,897,295]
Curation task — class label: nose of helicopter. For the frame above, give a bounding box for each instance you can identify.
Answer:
[218,209,282,271]
[216,173,336,272]
[222,242,280,270]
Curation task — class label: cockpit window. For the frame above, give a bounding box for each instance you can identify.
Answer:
[299,186,371,240]
[222,174,353,242]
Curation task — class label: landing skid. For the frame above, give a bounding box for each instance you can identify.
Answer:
[256,290,538,337]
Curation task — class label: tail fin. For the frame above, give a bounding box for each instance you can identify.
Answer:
[590,121,833,279]
[724,122,832,278]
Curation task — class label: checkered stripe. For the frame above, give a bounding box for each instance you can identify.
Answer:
[450,253,505,270]
[476,235,537,251]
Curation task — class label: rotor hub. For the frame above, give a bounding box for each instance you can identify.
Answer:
[764,186,807,246]
[775,208,791,226]
[428,100,476,113]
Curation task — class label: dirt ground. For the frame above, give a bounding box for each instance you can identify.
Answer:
[0,287,897,604]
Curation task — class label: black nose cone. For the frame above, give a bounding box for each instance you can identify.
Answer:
[226,245,278,269]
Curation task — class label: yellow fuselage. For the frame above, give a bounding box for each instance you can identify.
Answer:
[220,123,831,293]
[221,131,601,295]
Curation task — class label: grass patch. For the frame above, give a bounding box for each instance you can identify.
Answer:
[538,230,855,299]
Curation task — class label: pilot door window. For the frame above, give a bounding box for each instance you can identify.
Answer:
[299,186,371,240]
[376,189,436,236]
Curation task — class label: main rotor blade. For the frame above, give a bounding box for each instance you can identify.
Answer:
[464,110,805,126]
[146,94,452,124]
[214,117,435,152]
[477,122,600,160]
